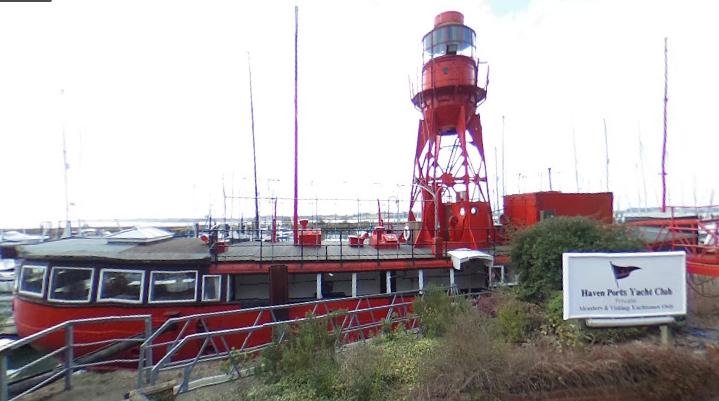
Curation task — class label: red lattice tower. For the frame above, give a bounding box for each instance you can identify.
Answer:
[409,11,493,251]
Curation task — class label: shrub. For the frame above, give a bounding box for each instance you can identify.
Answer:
[413,284,469,338]
[540,291,647,347]
[511,216,644,303]
[496,299,543,343]
[415,309,513,401]
[540,291,586,348]
[247,313,340,399]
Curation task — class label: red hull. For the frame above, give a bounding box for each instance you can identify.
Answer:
[13,296,409,363]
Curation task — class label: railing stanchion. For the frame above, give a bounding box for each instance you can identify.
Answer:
[139,316,153,387]
[64,323,74,391]
[1,352,8,401]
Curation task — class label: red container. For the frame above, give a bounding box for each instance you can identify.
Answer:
[503,191,613,229]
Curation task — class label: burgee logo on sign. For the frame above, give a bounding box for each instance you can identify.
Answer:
[562,252,687,320]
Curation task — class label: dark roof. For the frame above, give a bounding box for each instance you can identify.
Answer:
[18,237,210,263]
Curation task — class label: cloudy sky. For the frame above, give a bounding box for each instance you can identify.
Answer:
[1,0,717,228]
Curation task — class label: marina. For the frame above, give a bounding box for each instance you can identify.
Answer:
[1,2,718,400]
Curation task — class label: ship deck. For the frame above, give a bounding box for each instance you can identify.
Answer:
[217,240,438,263]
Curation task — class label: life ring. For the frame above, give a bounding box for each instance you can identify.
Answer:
[403,225,412,242]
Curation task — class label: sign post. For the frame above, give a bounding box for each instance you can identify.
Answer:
[562,251,686,342]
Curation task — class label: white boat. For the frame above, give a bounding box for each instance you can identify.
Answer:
[0,259,16,292]
[0,231,48,243]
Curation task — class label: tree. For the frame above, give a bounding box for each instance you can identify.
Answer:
[511,216,644,303]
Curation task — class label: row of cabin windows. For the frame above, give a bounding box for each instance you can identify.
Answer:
[18,265,221,304]
[19,264,498,305]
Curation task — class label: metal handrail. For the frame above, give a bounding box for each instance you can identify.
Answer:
[136,290,423,385]
[144,294,418,392]
[0,314,151,401]
[141,287,487,393]
[140,289,422,352]
[210,227,502,263]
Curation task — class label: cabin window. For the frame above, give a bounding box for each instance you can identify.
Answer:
[355,271,382,296]
[48,266,93,303]
[98,269,144,303]
[19,264,47,297]
[202,275,221,302]
[149,270,197,303]
[394,270,420,292]
[288,273,318,302]
[321,272,352,299]
[424,268,450,289]
[229,274,269,307]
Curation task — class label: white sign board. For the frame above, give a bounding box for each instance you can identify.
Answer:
[563,251,686,320]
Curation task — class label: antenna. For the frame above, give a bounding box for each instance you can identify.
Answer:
[661,37,669,212]
[248,52,261,239]
[293,5,299,244]
[603,118,609,192]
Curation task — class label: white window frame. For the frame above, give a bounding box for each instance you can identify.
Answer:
[149,270,198,304]
[202,275,222,302]
[18,264,47,298]
[97,268,145,304]
[47,266,94,304]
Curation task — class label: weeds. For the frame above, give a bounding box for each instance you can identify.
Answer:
[413,284,469,338]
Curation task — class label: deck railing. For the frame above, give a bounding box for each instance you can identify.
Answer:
[0,314,151,401]
[210,227,501,264]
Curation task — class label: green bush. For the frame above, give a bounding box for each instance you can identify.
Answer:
[237,313,433,401]
[251,313,340,399]
[415,309,513,401]
[511,216,644,303]
[413,284,469,338]
[540,291,647,347]
[496,299,543,343]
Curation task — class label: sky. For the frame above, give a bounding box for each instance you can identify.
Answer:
[1,0,718,229]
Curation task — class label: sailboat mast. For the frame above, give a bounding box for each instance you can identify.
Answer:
[62,127,71,237]
[293,5,299,244]
[661,37,669,212]
[501,115,506,198]
[603,118,609,192]
[572,127,580,192]
[638,125,648,210]
[248,53,260,237]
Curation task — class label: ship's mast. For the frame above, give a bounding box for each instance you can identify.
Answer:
[603,118,609,192]
[572,127,580,192]
[61,88,71,238]
[293,5,299,244]
[62,127,71,238]
[248,52,260,238]
[661,37,669,212]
